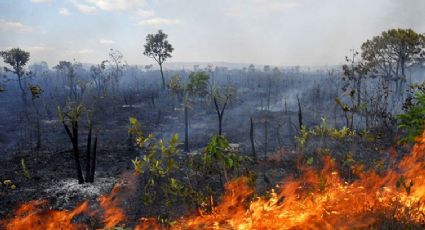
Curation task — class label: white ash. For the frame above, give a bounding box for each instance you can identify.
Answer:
[44,177,116,200]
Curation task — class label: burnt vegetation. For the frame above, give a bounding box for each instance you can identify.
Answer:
[0,28,425,229]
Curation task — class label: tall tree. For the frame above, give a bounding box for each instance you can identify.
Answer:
[0,48,30,101]
[108,49,125,93]
[212,86,233,136]
[361,28,425,94]
[90,60,109,97]
[54,61,81,101]
[342,50,370,107]
[143,30,174,89]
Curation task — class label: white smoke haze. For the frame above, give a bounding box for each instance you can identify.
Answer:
[0,0,424,67]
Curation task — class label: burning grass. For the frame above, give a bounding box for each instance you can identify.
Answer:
[2,131,425,229]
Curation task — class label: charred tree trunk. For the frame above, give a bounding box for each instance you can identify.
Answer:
[214,97,227,136]
[356,77,362,107]
[250,117,256,162]
[73,122,84,184]
[159,63,165,90]
[89,136,97,183]
[67,121,84,184]
[297,95,303,130]
[151,92,155,108]
[17,74,27,105]
[399,57,406,96]
[85,123,92,182]
[218,115,223,136]
[264,120,268,160]
[184,105,189,152]
[263,120,270,185]
[32,99,41,151]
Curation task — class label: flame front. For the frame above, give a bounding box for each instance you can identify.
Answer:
[98,185,126,228]
[2,200,89,230]
[173,133,425,229]
[3,132,425,229]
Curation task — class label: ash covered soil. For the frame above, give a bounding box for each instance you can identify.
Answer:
[0,144,136,219]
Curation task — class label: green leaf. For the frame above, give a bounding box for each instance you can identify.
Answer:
[306,157,314,165]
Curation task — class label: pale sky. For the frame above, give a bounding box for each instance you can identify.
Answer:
[0,0,424,67]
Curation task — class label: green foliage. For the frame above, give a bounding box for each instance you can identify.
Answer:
[187,71,210,97]
[129,117,194,208]
[131,157,143,174]
[57,103,84,123]
[129,116,153,145]
[361,29,425,71]
[2,179,16,190]
[310,117,355,139]
[296,117,355,150]
[342,152,356,168]
[28,84,43,100]
[397,87,425,143]
[315,147,331,156]
[20,158,31,179]
[167,74,184,95]
[203,135,245,177]
[0,48,30,76]
[359,130,376,142]
[143,30,174,64]
[295,125,309,150]
[335,97,351,112]
[335,96,366,115]
[129,117,250,215]
[306,156,314,166]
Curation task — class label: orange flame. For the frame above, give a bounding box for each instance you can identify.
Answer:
[98,184,126,228]
[3,200,89,230]
[3,132,425,229]
[172,133,425,229]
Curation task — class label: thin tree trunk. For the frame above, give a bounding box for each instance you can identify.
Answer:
[264,120,268,160]
[184,105,189,152]
[85,123,92,182]
[250,117,256,162]
[297,95,303,130]
[159,63,165,89]
[72,121,84,184]
[263,120,270,185]
[89,136,97,183]
[17,75,26,105]
[32,99,41,151]
[214,97,223,135]
[218,115,223,136]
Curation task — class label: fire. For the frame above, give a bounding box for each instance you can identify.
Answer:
[172,133,425,229]
[98,185,126,228]
[2,132,425,229]
[2,200,89,230]
[1,183,127,230]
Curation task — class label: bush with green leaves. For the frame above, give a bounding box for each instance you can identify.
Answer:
[397,83,425,143]
[186,71,209,97]
[203,135,247,183]
[295,117,356,150]
[129,117,184,207]
[129,117,251,216]
[167,74,184,96]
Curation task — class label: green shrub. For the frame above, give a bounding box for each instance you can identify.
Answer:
[397,86,425,143]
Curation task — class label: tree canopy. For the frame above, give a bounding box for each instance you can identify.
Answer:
[0,48,30,77]
[143,30,174,64]
[187,71,210,97]
[361,28,425,80]
[143,30,174,89]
